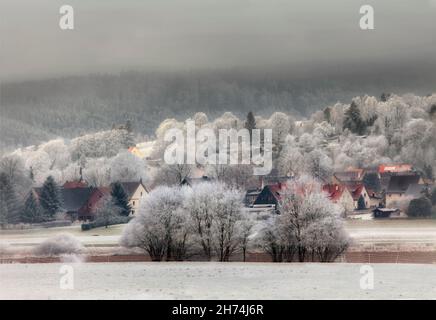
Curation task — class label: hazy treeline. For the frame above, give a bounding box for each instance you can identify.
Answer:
[2,70,434,151]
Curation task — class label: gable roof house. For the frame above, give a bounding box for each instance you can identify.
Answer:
[342,183,371,210]
[366,188,384,208]
[385,174,423,208]
[112,180,148,215]
[322,184,355,213]
[252,183,284,213]
[78,187,111,221]
[33,186,95,221]
[378,164,416,190]
[332,168,364,185]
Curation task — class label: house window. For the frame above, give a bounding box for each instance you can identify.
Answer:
[133,201,135,206]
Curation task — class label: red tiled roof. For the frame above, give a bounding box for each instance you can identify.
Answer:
[344,183,365,201]
[63,180,88,189]
[322,184,346,202]
[378,164,412,173]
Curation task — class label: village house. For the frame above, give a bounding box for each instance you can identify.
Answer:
[385,174,423,208]
[366,189,383,208]
[378,164,415,190]
[332,168,364,184]
[33,185,97,221]
[342,183,371,209]
[322,184,355,213]
[252,183,283,213]
[32,179,147,221]
[113,180,148,215]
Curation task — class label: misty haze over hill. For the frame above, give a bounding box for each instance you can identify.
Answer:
[1,68,435,151]
[1,1,435,151]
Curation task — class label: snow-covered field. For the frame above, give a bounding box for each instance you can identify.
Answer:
[0,262,435,299]
[2,220,436,250]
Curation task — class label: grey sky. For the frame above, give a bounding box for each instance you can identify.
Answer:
[1,0,435,81]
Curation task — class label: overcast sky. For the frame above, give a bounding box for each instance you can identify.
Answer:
[1,0,435,81]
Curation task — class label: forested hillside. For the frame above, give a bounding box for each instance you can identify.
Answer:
[2,70,435,151]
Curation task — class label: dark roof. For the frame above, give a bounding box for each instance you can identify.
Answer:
[387,175,421,194]
[322,184,348,201]
[34,187,94,213]
[61,188,94,212]
[63,180,88,189]
[343,182,365,201]
[404,184,427,198]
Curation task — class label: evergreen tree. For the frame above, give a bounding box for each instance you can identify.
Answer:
[0,172,20,225]
[29,166,35,182]
[429,104,436,119]
[357,195,367,210]
[407,197,432,217]
[431,187,436,206]
[244,111,256,136]
[423,164,434,180]
[39,175,62,219]
[323,107,331,123]
[380,92,391,102]
[21,191,44,223]
[111,182,132,216]
[343,101,365,135]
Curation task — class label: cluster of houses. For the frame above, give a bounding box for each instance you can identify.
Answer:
[31,179,148,221]
[30,163,432,222]
[244,164,433,218]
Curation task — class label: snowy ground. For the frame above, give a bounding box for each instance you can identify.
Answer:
[0,262,435,300]
[1,220,436,251]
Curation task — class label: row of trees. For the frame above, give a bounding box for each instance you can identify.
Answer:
[121,182,252,261]
[0,167,133,227]
[121,178,350,262]
[0,174,61,226]
[259,177,349,262]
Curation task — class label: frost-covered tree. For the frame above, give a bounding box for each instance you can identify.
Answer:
[39,176,62,219]
[303,149,333,182]
[184,182,248,261]
[153,163,192,186]
[259,176,349,262]
[343,101,365,135]
[111,182,132,216]
[238,212,255,262]
[120,186,190,261]
[0,172,21,226]
[94,195,122,228]
[110,151,147,183]
[211,186,244,261]
[21,191,45,223]
[244,111,256,138]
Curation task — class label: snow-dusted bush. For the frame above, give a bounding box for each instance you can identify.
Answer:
[185,182,247,261]
[33,234,85,256]
[120,185,193,261]
[259,176,350,262]
[121,182,252,262]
